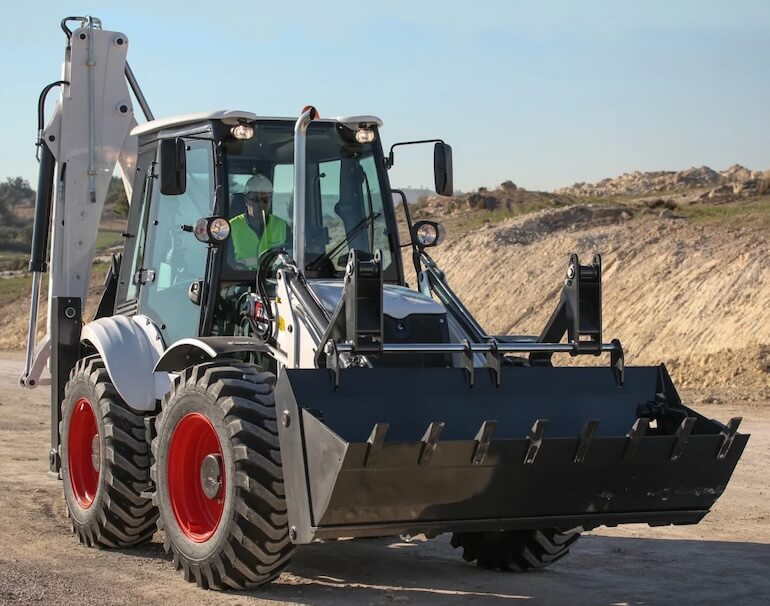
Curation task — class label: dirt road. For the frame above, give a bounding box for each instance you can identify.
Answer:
[1,351,768,605]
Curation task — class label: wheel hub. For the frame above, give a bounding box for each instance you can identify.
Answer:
[167,412,226,542]
[91,434,100,471]
[200,454,223,499]
[68,398,99,508]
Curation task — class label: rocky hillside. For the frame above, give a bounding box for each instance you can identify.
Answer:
[555,164,770,199]
[3,168,769,397]
[408,173,770,397]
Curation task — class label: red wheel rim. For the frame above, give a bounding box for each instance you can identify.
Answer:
[68,398,99,508]
[167,413,225,542]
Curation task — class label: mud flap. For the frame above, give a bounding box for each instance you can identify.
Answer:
[275,365,748,544]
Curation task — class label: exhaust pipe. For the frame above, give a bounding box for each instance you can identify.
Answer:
[292,105,318,275]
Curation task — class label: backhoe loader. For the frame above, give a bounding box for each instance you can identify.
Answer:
[19,16,748,589]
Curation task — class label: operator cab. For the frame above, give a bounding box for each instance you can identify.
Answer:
[221,117,400,282]
[120,111,404,343]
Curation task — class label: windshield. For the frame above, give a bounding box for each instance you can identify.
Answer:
[222,121,399,281]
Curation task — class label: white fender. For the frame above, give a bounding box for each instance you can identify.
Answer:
[81,314,172,411]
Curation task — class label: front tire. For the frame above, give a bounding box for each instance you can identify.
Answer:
[151,361,294,590]
[450,528,580,571]
[60,355,158,547]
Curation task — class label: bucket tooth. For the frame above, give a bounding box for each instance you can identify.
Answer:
[670,417,696,461]
[717,417,742,460]
[574,419,599,463]
[419,421,445,465]
[524,419,549,464]
[471,420,497,465]
[364,423,389,466]
[623,418,649,462]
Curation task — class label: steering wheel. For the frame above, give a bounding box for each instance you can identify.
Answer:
[252,246,289,341]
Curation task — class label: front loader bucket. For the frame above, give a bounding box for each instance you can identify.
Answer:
[275,365,747,544]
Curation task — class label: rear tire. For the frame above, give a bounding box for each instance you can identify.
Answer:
[60,355,158,547]
[450,528,580,571]
[151,361,294,590]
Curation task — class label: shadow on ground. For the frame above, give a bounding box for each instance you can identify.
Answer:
[230,534,770,605]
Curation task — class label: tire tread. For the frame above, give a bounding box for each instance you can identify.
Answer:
[152,360,294,590]
[61,355,158,548]
[450,528,580,572]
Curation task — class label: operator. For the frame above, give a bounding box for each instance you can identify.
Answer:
[229,173,290,268]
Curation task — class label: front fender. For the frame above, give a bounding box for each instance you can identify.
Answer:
[81,315,171,412]
[154,337,271,373]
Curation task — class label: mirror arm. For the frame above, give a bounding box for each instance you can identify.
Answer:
[386,138,445,169]
[392,189,421,282]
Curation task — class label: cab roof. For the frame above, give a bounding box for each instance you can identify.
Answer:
[131,110,384,137]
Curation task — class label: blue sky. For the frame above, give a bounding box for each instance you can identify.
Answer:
[2,1,769,192]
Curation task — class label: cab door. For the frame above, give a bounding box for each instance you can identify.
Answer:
[115,146,157,314]
[138,139,215,345]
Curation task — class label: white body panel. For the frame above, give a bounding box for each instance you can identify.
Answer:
[131,110,258,136]
[274,271,322,370]
[272,275,448,372]
[132,112,383,138]
[46,25,137,305]
[308,280,446,319]
[81,315,171,411]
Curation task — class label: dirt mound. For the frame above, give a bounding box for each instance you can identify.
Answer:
[0,268,106,351]
[433,210,770,395]
[411,185,570,220]
[667,344,770,393]
[494,205,631,246]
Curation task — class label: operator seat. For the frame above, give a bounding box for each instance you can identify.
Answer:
[229,192,246,218]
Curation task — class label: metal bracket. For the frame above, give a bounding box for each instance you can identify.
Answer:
[717,417,742,460]
[531,252,603,365]
[484,339,502,388]
[524,419,549,464]
[134,268,155,285]
[419,422,444,465]
[574,419,599,463]
[315,250,383,369]
[471,420,497,465]
[611,338,624,386]
[461,339,474,388]
[325,340,341,389]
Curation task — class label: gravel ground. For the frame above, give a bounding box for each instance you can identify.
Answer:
[1,352,768,605]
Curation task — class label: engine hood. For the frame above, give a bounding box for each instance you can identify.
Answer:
[307,280,446,319]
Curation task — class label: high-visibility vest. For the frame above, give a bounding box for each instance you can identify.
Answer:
[229,213,288,267]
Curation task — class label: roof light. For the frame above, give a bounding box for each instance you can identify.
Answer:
[355,127,376,144]
[230,124,254,140]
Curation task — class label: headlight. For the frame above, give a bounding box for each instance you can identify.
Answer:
[209,217,230,241]
[412,220,446,248]
[193,218,210,242]
[193,216,231,244]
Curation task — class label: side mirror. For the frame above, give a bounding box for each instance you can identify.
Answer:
[434,142,453,196]
[159,138,186,195]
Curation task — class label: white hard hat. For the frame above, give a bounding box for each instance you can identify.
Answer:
[245,173,273,194]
